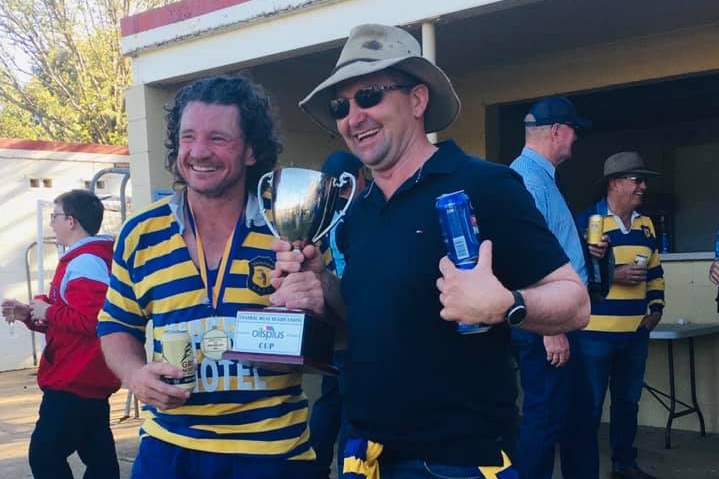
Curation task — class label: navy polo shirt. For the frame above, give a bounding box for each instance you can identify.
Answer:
[337,141,569,465]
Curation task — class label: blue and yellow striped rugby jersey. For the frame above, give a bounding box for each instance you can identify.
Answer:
[98,191,331,459]
[577,198,665,333]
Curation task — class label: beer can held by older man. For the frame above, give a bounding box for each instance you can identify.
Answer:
[436,190,490,334]
[634,253,649,267]
[161,329,196,390]
[587,215,604,245]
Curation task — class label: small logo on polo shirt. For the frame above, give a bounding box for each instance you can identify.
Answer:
[641,225,654,240]
[248,256,274,296]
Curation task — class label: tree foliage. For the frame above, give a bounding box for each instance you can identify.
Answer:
[0,0,172,145]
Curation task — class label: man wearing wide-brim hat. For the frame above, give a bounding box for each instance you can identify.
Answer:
[273,23,590,478]
[574,151,664,479]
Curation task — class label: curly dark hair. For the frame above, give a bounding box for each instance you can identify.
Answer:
[164,74,282,192]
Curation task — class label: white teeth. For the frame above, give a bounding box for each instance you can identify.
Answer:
[356,128,379,141]
[191,165,217,172]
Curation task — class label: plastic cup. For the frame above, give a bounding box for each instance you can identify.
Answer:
[8,310,17,338]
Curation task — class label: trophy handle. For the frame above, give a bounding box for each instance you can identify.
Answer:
[311,172,356,243]
[257,171,280,238]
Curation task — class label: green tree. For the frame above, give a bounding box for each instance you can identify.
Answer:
[0,0,171,145]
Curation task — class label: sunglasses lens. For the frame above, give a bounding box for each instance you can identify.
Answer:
[354,88,384,109]
[328,86,390,119]
[328,98,349,120]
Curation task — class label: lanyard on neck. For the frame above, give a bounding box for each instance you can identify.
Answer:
[186,199,246,313]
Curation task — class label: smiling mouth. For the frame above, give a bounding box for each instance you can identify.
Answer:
[190,164,219,173]
[355,128,380,142]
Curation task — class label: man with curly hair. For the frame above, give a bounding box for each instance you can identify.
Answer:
[98,75,324,479]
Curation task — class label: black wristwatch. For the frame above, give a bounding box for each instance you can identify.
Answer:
[505,290,527,328]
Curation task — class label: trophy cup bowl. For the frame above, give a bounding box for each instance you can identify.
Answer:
[222,167,356,375]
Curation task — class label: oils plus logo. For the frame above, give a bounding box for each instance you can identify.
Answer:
[252,325,285,340]
[253,325,283,351]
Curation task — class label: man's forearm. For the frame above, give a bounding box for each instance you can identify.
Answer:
[520,264,590,336]
[101,332,147,385]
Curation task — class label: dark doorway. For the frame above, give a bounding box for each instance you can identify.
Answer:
[489,72,719,252]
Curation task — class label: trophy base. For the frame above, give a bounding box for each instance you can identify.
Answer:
[226,307,337,375]
[221,351,338,375]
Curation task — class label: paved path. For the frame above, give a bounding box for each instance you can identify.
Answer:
[1,368,717,478]
[0,368,140,478]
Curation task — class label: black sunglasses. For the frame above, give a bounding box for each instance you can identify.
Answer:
[328,84,415,120]
[618,175,647,185]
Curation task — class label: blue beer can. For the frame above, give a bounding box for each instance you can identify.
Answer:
[435,190,490,334]
[714,229,719,259]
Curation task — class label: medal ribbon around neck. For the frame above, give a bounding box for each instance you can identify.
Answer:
[186,199,247,314]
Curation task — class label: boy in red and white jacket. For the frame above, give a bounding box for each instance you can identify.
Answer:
[2,189,120,479]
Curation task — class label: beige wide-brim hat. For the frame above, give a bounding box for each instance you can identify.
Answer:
[299,24,461,135]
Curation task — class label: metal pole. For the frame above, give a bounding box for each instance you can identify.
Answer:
[89,167,138,418]
[24,241,38,366]
[89,167,131,223]
[24,238,57,366]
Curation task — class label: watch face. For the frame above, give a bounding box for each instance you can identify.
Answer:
[506,291,527,327]
[509,305,527,325]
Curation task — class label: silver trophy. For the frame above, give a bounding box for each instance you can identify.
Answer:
[223,167,356,375]
[257,167,356,249]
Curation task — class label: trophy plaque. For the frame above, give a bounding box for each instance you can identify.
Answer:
[222,167,355,375]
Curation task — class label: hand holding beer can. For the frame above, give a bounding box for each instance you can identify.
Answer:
[161,329,196,391]
[436,190,490,334]
[634,253,649,267]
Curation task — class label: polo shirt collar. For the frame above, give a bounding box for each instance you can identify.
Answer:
[169,190,265,234]
[598,197,640,219]
[362,140,463,205]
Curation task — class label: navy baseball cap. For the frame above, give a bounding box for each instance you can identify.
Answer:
[524,95,591,130]
[321,151,363,178]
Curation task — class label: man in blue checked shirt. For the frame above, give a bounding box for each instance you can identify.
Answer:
[510,95,608,479]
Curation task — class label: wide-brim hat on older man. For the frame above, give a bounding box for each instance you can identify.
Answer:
[597,151,660,186]
[299,23,461,135]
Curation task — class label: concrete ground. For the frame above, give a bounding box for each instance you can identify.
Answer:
[1,368,716,478]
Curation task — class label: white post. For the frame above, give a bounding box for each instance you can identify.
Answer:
[35,200,46,295]
[35,200,50,351]
[422,21,438,145]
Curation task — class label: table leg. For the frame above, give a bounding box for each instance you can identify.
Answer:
[664,340,676,449]
[688,338,706,436]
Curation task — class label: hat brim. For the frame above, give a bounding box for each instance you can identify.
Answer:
[299,56,460,135]
[571,117,592,129]
[596,168,661,185]
[525,116,592,130]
